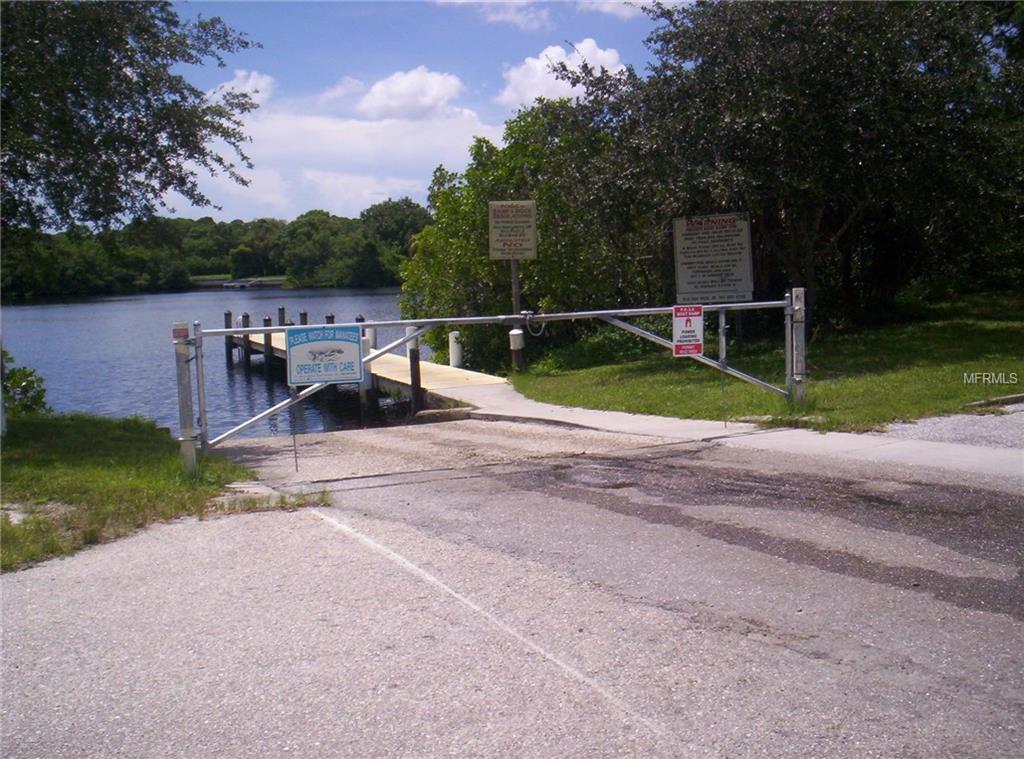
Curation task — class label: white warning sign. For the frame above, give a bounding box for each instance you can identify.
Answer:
[672,305,704,357]
[673,213,753,304]
[489,200,537,260]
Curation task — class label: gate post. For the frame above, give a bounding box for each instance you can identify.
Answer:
[791,287,807,404]
[785,291,793,396]
[172,323,197,477]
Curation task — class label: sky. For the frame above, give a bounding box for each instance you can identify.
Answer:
[169,0,660,223]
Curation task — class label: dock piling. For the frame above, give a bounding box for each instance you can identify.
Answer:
[242,313,252,368]
[263,315,273,379]
[299,310,308,326]
[326,313,335,324]
[277,306,286,326]
[224,311,233,365]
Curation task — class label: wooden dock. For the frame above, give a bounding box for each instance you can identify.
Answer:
[229,331,507,394]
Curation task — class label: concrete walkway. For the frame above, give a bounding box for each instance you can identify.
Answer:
[424,376,1023,485]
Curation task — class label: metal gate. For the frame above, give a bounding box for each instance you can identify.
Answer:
[171,289,806,474]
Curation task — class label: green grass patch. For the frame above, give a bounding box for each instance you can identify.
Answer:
[512,294,1024,432]
[1,414,253,570]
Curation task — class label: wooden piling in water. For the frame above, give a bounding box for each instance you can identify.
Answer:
[263,315,273,379]
[277,306,286,326]
[325,314,335,324]
[224,311,233,364]
[242,313,252,367]
[299,310,308,325]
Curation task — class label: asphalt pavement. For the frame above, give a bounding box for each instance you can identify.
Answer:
[3,419,1022,758]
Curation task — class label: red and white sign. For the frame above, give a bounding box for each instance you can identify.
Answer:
[672,305,704,356]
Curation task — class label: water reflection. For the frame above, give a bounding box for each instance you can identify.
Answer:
[2,288,413,438]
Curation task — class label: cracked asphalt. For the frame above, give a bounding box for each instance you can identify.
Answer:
[3,420,1022,757]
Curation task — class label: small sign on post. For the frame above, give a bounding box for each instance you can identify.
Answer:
[672,305,704,356]
[489,200,537,260]
[286,326,363,386]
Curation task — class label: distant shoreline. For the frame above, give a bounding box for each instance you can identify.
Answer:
[2,283,403,307]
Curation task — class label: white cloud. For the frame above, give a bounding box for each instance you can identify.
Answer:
[356,66,463,119]
[496,38,624,109]
[208,69,276,106]
[481,2,551,31]
[302,170,424,217]
[437,1,552,31]
[577,1,644,20]
[167,105,503,221]
[317,76,366,106]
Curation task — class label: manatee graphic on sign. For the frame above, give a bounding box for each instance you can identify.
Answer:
[286,326,363,386]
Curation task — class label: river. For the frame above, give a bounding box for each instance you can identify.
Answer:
[1,288,410,439]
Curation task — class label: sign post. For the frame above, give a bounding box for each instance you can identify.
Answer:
[673,213,753,304]
[672,306,704,357]
[489,200,537,370]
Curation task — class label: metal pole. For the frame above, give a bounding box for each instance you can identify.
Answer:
[193,321,209,454]
[792,287,807,405]
[406,326,424,413]
[718,309,727,365]
[224,311,233,365]
[172,323,197,476]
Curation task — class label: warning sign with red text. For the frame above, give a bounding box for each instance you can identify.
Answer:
[489,200,537,260]
[672,305,704,356]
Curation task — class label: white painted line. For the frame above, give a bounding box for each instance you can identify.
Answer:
[309,509,664,737]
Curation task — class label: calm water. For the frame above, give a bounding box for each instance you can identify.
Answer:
[2,288,411,439]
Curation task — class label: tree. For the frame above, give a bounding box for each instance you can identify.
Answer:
[401,102,651,370]
[1,1,259,230]
[359,197,432,279]
[563,1,1023,322]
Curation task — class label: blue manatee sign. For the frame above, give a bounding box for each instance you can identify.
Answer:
[286,326,364,386]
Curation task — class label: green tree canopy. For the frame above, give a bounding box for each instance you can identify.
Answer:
[564,0,1022,319]
[1,1,259,230]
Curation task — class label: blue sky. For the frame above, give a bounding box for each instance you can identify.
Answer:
[170,1,659,222]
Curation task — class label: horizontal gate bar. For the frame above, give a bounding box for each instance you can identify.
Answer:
[199,300,788,338]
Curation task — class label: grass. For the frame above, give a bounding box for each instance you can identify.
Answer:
[0,414,258,570]
[511,293,1024,432]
